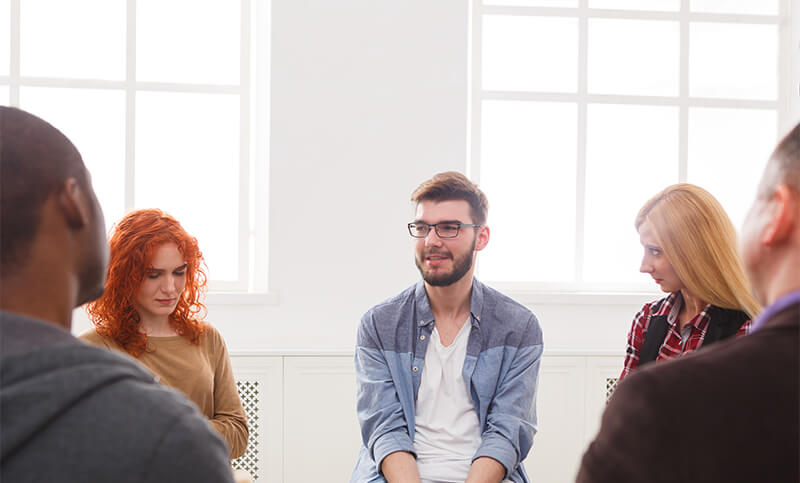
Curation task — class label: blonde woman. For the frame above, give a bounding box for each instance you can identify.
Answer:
[620,184,760,380]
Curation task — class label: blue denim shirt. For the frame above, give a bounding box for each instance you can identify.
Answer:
[351,279,543,483]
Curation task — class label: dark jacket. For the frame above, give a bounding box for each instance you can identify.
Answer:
[0,311,235,483]
[577,302,800,483]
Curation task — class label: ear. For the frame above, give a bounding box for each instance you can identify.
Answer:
[474,225,490,252]
[57,177,91,229]
[761,183,797,246]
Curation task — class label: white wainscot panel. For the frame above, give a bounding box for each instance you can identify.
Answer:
[231,356,283,483]
[524,356,586,483]
[229,352,623,483]
[584,356,623,445]
[283,356,362,483]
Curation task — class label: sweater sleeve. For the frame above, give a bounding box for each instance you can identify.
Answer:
[207,326,250,459]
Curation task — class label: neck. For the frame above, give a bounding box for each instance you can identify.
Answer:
[424,270,474,321]
[761,250,800,306]
[679,289,706,317]
[139,314,176,337]
[0,270,78,331]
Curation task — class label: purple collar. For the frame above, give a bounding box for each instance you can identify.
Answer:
[750,289,800,333]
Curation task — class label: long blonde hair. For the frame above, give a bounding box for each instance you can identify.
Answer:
[636,184,761,318]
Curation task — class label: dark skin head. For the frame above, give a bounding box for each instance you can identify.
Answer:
[0,106,108,329]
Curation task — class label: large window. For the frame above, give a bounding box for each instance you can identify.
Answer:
[1,0,269,293]
[471,0,794,293]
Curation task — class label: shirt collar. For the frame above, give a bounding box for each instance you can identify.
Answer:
[750,289,800,333]
[414,278,485,328]
[660,292,712,329]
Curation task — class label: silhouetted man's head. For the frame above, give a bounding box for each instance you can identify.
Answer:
[0,106,108,307]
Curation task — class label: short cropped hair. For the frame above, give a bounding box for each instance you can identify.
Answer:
[768,122,800,193]
[0,106,88,273]
[410,171,489,225]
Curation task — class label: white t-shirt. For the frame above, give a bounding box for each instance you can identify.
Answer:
[414,319,481,483]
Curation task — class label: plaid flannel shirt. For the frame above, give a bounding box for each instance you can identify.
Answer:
[620,292,751,380]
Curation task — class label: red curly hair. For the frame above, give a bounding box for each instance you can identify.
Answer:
[87,208,207,357]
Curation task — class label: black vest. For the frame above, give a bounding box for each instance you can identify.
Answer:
[639,301,749,367]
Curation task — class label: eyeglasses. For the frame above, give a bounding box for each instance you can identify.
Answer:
[407,222,481,239]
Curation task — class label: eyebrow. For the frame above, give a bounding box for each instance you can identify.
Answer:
[145,263,188,273]
[412,219,464,225]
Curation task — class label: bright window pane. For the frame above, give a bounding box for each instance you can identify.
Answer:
[690,23,777,100]
[0,0,9,76]
[484,0,576,6]
[20,0,125,80]
[0,86,8,104]
[688,108,776,230]
[589,0,678,10]
[136,92,240,281]
[482,15,578,93]
[588,19,679,96]
[480,100,577,282]
[691,0,778,15]
[137,0,240,85]
[18,87,126,229]
[584,104,678,283]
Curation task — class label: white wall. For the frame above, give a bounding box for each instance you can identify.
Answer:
[72,0,648,356]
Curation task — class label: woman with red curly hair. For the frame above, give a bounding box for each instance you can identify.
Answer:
[80,208,248,459]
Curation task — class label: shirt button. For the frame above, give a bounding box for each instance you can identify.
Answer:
[420,335,426,341]
[413,366,419,372]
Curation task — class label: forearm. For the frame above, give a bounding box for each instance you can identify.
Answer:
[209,415,249,458]
[381,451,421,483]
[465,456,506,483]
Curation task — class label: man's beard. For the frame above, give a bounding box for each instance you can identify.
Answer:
[415,238,476,287]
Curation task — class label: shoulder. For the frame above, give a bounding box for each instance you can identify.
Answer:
[628,295,672,329]
[641,294,672,316]
[78,328,114,348]
[197,323,228,354]
[477,281,541,338]
[199,323,222,342]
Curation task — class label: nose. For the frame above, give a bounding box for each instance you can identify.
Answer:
[160,275,178,295]
[424,227,443,247]
[639,255,653,274]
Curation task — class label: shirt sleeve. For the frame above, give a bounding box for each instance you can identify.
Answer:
[473,314,543,478]
[620,303,652,381]
[354,312,416,475]
[208,327,250,459]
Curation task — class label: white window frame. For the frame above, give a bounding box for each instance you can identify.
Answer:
[2,0,272,300]
[469,0,799,303]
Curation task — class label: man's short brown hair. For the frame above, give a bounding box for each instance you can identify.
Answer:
[411,171,489,225]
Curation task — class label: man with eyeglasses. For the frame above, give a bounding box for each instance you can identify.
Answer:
[351,171,543,483]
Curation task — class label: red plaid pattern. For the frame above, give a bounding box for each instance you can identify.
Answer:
[620,292,751,380]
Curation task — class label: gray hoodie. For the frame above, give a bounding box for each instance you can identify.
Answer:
[0,311,235,483]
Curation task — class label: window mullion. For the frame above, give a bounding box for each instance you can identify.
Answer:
[469,0,483,184]
[678,0,689,183]
[238,0,251,291]
[575,0,588,284]
[9,0,20,105]
[125,0,136,213]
